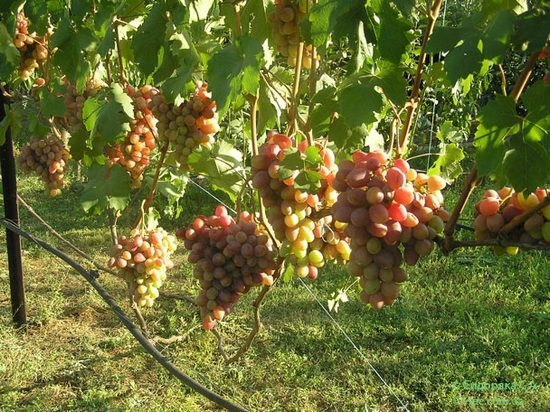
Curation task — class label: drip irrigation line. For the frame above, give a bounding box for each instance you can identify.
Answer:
[298,278,411,412]
[0,218,248,412]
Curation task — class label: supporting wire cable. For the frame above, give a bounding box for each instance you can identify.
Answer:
[1,218,248,412]
[298,278,411,412]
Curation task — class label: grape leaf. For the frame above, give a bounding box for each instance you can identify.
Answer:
[80,164,131,214]
[474,95,519,178]
[186,140,244,200]
[38,88,66,117]
[207,35,263,116]
[427,143,465,181]
[0,23,19,77]
[257,78,281,135]
[375,1,411,63]
[278,148,302,180]
[294,170,322,193]
[131,1,167,77]
[502,137,550,192]
[338,80,383,128]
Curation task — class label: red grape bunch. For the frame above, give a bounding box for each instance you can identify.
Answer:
[149,81,219,169]
[251,131,351,279]
[177,205,278,330]
[108,227,178,308]
[474,186,550,255]
[331,150,450,309]
[17,135,70,197]
[13,12,49,80]
[268,0,318,69]
[105,85,160,188]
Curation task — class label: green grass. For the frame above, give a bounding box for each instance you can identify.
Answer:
[0,166,549,412]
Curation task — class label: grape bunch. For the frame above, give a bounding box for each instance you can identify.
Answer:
[268,0,318,69]
[331,150,450,309]
[62,78,103,132]
[13,12,49,80]
[108,227,178,308]
[105,85,160,188]
[251,131,350,279]
[177,205,278,329]
[474,186,550,254]
[149,81,219,169]
[17,135,70,196]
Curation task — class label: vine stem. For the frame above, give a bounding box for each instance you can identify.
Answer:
[248,92,280,249]
[132,140,169,230]
[510,51,540,101]
[500,195,550,236]
[114,22,128,86]
[398,0,443,155]
[443,167,477,253]
[288,42,305,137]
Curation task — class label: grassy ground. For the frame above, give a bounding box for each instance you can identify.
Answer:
[1,165,549,412]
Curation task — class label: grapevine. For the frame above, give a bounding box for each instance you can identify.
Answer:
[251,131,350,279]
[17,134,70,197]
[268,0,318,69]
[149,81,219,170]
[13,12,49,81]
[108,227,178,308]
[177,205,278,330]
[331,150,450,309]
[474,187,550,255]
[105,85,160,188]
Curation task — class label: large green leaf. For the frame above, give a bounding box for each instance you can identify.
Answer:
[131,1,167,77]
[375,1,411,63]
[0,23,19,78]
[502,138,550,192]
[80,164,131,214]
[338,80,383,128]
[186,140,245,200]
[427,143,465,182]
[207,35,263,116]
[474,95,519,178]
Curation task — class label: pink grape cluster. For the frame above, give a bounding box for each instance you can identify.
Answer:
[251,131,350,279]
[149,81,219,169]
[331,150,450,309]
[108,228,177,308]
[105,85,160,188]
[177,206,278,330]
[17,135,70,196]
[474,186,550,255]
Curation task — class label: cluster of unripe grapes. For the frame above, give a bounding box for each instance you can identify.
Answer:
[13,12,49,80]
[149,81,219,169]
[177,206,278,330]
[268,0,318,69]
[105,85,160,188]
[17,135,70,196]
[251,132,350,279]
[474,187,550,255]
[108,228,177,308]
[331,150,450,309]
[62,78,103,132]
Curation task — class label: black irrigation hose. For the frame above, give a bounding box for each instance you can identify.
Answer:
[1,218,248,412]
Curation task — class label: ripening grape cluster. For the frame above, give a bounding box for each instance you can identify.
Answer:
[62,78,103,132]
[17,135,70,196]
[331,150,450,309]
[268,0,318,69]
[251,131,350,279]
[474,186,550,255]
[108,228,177,307]
[105,85,160,188]
[13,12,49,80]
[177,205,277,329]
[149,81,219,169]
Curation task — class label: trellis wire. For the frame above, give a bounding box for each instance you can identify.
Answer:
[298,278,411,412]
[0,218,248,412]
